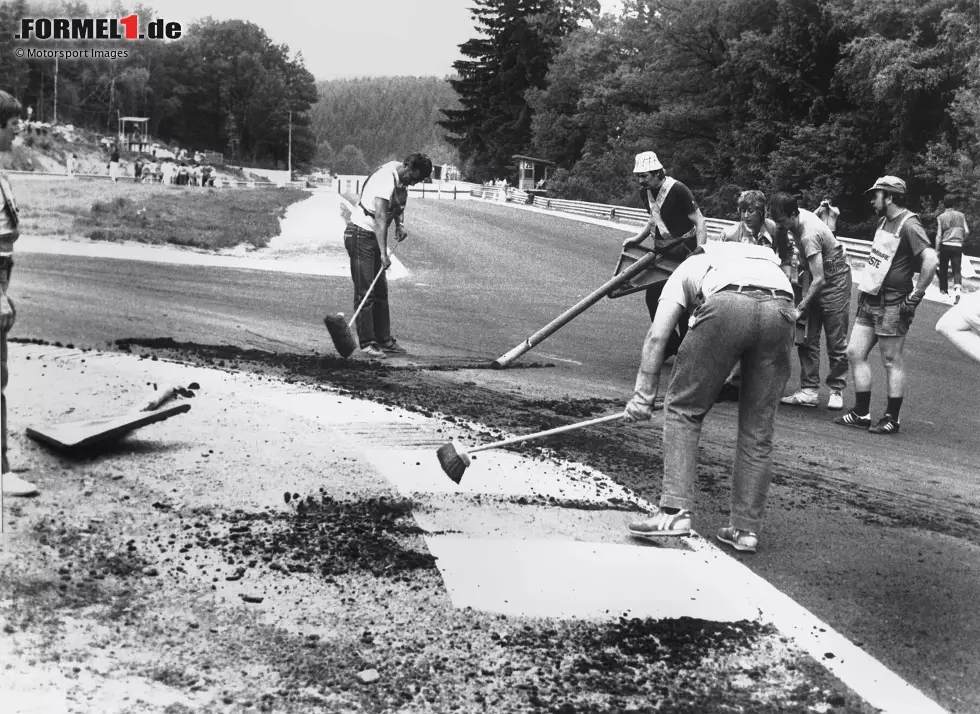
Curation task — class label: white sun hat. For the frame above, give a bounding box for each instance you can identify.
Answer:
[633,151,664,173]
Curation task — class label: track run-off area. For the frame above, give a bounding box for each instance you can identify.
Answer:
[7,186,980,713]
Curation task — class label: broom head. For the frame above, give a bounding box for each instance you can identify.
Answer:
[323,312,357,358]
[437,440,471,484]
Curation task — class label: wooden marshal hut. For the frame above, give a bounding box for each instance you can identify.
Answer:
[512,154,555,191]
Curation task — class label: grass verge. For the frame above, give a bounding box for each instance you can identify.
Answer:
[12,178,309,250]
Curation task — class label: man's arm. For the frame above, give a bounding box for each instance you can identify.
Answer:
[936,302,980,364]
[624,300,686,421]
[798,251,825,314]
[936,218,943,251]
[372,196,391,268]
[623,220,653,247]
[0,274,15,333]
[914,247,939,294]
[690,207,707,246]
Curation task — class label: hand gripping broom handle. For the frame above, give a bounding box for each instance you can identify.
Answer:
[348,241,399,328]
[464,413,622,456]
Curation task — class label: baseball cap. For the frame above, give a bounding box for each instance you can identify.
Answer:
[633,151,664,174]
[865,175,907,195]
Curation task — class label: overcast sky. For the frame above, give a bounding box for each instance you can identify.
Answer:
[131,0,621,81]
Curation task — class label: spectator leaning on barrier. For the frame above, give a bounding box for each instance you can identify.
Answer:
[0,90,38,497]
[623,241,796,553]
[936,199,969,305]
[342,152,432,359]
[770,193,853,412]
[835,176,938,435]
[623,151,707,358]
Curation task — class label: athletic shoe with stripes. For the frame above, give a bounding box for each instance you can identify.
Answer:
[628,508,692,538]
[834,410,871,429]
[869,414,900,434]
[716,526,758,553]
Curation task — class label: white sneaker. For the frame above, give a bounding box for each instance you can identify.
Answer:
[780,389,819,407]
[954,286,962,305]
[2,472,39,496]
[827,391,844,411]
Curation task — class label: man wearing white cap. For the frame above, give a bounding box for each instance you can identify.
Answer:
[623,151,707,356]
[835,176,937,435]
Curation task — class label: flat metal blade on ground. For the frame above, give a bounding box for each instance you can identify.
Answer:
[25,403,191,451]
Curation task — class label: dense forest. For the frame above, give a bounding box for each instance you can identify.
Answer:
[0,0,318,168]
[440,0,980,237]
[310,77,460,173]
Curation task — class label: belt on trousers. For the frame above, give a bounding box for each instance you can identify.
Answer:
[716,284,793,301]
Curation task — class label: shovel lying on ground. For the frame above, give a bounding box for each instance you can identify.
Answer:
[324,242,399,358]
[26,382,197,452]
[492,245,682,369]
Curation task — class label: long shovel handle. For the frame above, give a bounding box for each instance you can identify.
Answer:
[465,412,623,456]
[348,242,399,328]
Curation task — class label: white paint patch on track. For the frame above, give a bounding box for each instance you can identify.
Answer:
[425,537,760,621]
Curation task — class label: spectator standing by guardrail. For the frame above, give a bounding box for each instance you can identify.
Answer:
[108,144,120,181]
[66,153,76,177]
[622,151,707,358]
[770,193,852,412]
[0,90,38,497]
[936,199,969,305]
[814,197,840,236]
[835,176,938,435]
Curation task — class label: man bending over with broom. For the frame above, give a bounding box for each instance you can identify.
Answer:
[343,153,432,359]
[622,241,796,553]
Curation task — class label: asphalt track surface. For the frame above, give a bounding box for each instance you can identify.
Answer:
[12,195,980,712]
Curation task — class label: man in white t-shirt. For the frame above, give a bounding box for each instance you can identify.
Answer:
[343,153,432,358]
[622,241,796,553]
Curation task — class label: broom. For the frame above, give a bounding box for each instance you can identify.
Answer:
[324,242,399,358]
[437,412,624,484]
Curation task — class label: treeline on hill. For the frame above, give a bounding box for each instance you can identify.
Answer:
[0,0,318,168]
[310,77,461,174]
[443,0,980,244]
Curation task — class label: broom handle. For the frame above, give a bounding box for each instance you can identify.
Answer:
[466,413,623,455]
[348,241,399,328]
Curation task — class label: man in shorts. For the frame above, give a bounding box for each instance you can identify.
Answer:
[835,176,937,434]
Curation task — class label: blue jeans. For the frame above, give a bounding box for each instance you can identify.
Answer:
[343,223,390,347]
[661,290,795,533]
[799,264,852,392]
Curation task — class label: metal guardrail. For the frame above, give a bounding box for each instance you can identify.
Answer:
[471,189,980,290]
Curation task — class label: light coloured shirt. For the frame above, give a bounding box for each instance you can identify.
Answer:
[351,161,404,233]
[659,242,791,311]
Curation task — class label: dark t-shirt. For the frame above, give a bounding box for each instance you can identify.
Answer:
[642,180,698,240]
[880,212,931,294]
